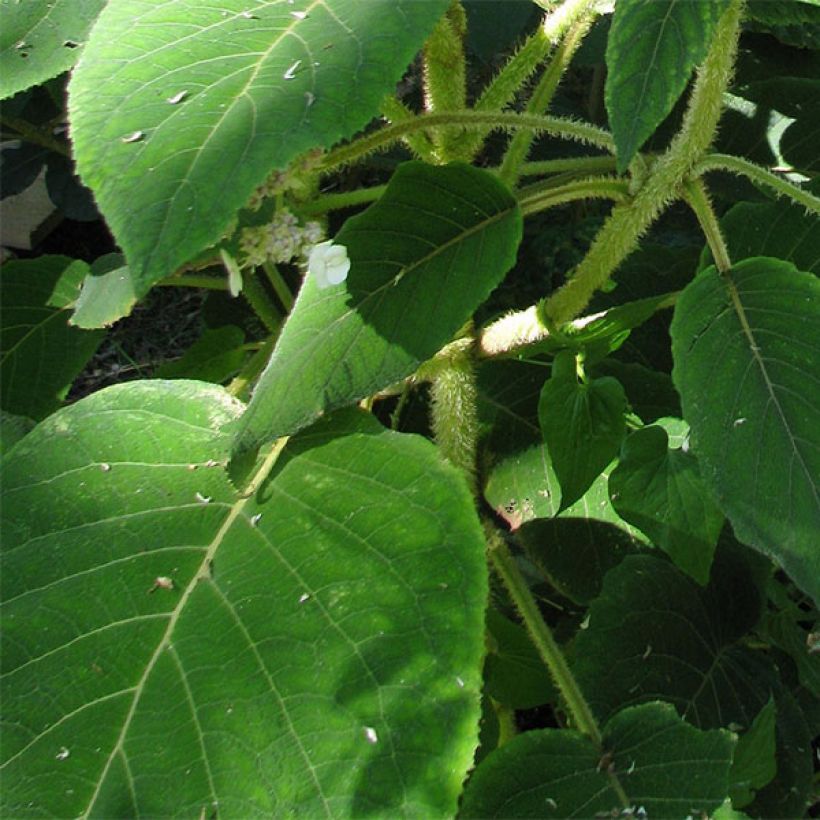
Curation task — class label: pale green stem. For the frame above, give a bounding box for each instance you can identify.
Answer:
[542,0,745,326]
[499,11,595,186]
[518,155,617,179]
[321,111,614,174]
[518,176,630,217]
[241,272,281,334]
[693,152,820,216]
[262,262,294,312]
[300,185,387,216]
[682,177,732,274]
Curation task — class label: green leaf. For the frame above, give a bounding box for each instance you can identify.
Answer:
[609,425,724,584]
[671,258,820,604]
[155,326,246,383]
[68,0,451,290]
[728,698,777,809]
[0,255,104,419]
[0,0,106,99]
[69,253,142,329]
[1,382,487,816]
[538,352,627,510]
[605,0,730,172]
[460,701,735,818]
[699,199,820,277]
[590,360,681,424]
[233,162,522,456]
[484,608,556,710]
[0,411,35,454]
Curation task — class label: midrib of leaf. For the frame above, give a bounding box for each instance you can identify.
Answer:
[78,435,327,817]
[723,272,818,507]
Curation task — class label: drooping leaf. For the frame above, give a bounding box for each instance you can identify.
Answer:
[459,701,735,818]
[69,254,141,329]
[609,425,724,584]
[68,0,451,291]
[0,255,104,419]
[0,382,488,817]
[538,352,627,510]
[233,162,522,457]
[671,258,820,604]
[155,326,246,383]
[728,698,777,809]
[699,198,820,276]
[0,0,106,99]
[605,0,730,171]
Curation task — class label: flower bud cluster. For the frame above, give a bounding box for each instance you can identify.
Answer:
[239,209,323,268]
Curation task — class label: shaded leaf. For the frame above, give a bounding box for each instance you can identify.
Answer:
[0,256,104,419]
[609,425,724,584]
[0,411,35,454]
[155,326,246,384]
[459,701,735,818]
[233,162,522,456]
[0,0,105,99]
[0,141,50,197]
[728,698,777,809]
[68,0,451,290]
[0,382,487,817]
[538,352,627,510]
[605,0,730,171]
[671,258,820,604]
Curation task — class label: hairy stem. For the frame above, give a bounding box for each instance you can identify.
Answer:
[682,177,731,274]
[542,0,745,325]
[518,176,630,217]
[300,185,387,217]
[241,272,282,334]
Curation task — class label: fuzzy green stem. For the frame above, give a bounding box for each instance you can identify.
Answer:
[499,10,595,186]
[486,526,604,747]
[156,275,228,290]
[519,155,617,178]
[1,115,70,156]
[517,176,630,217]
[693,152,820,216]
[380,97,438,164]
[300,185,387,217]
[427,338,479,493]
[682,178,731,274]
[542,0,744,326]
[321,111,614,174]
[241,272,281,334]
[262,262,294,312]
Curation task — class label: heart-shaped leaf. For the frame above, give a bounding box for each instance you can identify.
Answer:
[1,381,487,816]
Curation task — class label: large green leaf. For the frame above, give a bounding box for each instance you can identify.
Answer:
[0,255,105,419]
[459,701,735,818]
[0,0,105,99]
[233,162,522,457]
[605,0,730,172]
[538,352,627,510]
[68,0,450,291]
[609,425,724,584]
[671,258,820,604]
[0,382,487,816]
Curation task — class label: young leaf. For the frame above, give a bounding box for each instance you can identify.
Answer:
[1,382,488,817]
[538,352,627,510]
[0,255,104,419]
[0,0,105,99]
[69,254,141,329]
[728,698,777,809]
[233,162,522,457]
[459,701,735,818]
[605,0,730,171]
[68,0,451,291]
[671,258,820,604]
[609,424,724,584]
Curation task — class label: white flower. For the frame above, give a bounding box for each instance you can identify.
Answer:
[309,240,350,289]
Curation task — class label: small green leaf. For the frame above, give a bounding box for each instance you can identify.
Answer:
[460,701,735,818]
[0,255,104,419]
[609,425,724,584]
[606,0,730,171]
[539,352,627,510]
[1,382,487,816]
[68,0,451,290]
[728,698,777,809]
[155,326,246,383]
[0,0,105,99]
[69,254,141,329]
[233,162,522,456]
[671,258,820,604]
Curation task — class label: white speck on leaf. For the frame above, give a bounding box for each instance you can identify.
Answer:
[99,463,111,472]
[642,644,652,659]
[283,59,301,80]
[545,798,557,810]
[305,91,315,107]
[195,492,211,504]
[290,10,307,18]
[121,131,143,143]
[166,90,188,104]
[250,513,262,527]
[55,747,70,761]
[363,726,378,744]
[309,241,350,289]
[456,676,465,688]
[299,593,310,604]
[734,417,747,427]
